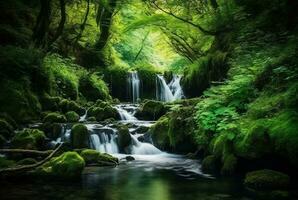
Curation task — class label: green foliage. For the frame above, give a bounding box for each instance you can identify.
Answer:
[11,128,46,150]
[80,149,118,165]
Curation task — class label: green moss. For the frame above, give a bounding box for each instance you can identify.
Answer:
[202,155,220,173]
[149,116,170,150]
[17,158,37,165]
[244,169,290,190]
[117,125,131,153]
[80,149,118,165]
[39,95,61,112]
[37,152,85,179]
[11,128,46,150]
[43,112,66,123]
[0,157,16,169]
[71,124,89,149]
[66,111,80,123]
[135,100,166,120]
[87,102,119,121]
[221,154,237,176]
[41,122,62,139]
[79,73,111,102]
[59,99,85,115]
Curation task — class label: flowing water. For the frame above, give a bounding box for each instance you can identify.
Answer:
[156,75,183,102]
[1,103,251,199]
[128,72,140,103]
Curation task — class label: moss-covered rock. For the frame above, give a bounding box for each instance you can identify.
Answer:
[11,128,46,150]
[87,116,97,122]
[244,169,290,190]
[43,112,66,123]
[41,122,63,139]
[117,125,131,153]
[0,119,14,140]
[221,154,238,176]
[17,158,37,165]
[80,149,118,166]
[40,95,61,112]
[87,102,119,121]
[202,155,220,173]
[59,99,85,115]
[36,152,85,179]
[66,111,80,122]
[150,116,170,150]
[71,124,89,149]
[135,100,166,120]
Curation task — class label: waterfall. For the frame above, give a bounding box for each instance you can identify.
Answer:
[130,134,162,155]
[156,74,183,102]
[88,125,119,154]
[114,104,137,121]
[128,72,140,103]
[79,110,87,122]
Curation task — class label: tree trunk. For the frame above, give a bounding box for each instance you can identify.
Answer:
[49,0,66,48]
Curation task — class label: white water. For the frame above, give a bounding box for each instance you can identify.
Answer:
[128,72,140,103]
[130,134,162,155]
[114,104,137,121]
[79,110,87,122]
[156,74,183,102]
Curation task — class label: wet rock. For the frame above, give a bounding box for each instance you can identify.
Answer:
[117,125,131,153]
[71,124,89,149]
[43,112,66,123]
[11,128,46,150]
[80,149,118,166]
[135,100,166,120]
[125,156,135,162]
[65,111,80,122]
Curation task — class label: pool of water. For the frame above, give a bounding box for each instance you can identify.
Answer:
[0,153,252,200]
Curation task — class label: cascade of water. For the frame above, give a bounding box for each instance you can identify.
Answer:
[114,104,137,121]
[79,110,87,122]
[168,75,184,99]
[128,72,140,103]
[130,134,162,155]
[156,75,175,102]
[89,126,119,154]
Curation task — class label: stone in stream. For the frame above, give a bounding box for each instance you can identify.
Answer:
[71,124,89,149]
[125,156,135,162]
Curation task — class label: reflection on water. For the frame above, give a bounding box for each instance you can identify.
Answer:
[0,154,251,200]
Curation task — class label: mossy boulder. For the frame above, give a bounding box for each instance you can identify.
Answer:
[202,155,220,173]
[244,169,290,190]
[117,125,131,153]
[135,100,166,120]
[43,112,66,123]
[150,116,170,150]
[17,158,37,165]
[66,111,80,122]
[221,154,238,176]
[80,149,118,166]
[71,124,89,149]
[11,129,46,150]
[41,122,63,139]
[0,119,14,140]
[59,99,85,115]
[87,102,119,121]
[87,117,97,122]
[36,152,85,179]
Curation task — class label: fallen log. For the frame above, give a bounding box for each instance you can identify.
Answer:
[0,143,63,176]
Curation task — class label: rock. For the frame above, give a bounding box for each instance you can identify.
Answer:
[41,122,62,139]
[59,99,85,115]
[244,169,290,190]
[0,119,14,140]
[117,125,131,153]
[40,95,61,112]
[202,155,220,173]
[221,154,238,176]
[65,111,80,122]
[87,116,96,122]
[135,100,166,120]
[149,116,170,151]
[125,156,135,162]
[80,149,118,165]
[87,102,119,121]
[36,152,85,179]
[11,128,46,150]
[71,124,89,149]
[43,112,66,123]
[17,158,37,165]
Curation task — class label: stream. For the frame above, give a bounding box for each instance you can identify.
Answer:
[0,74,251,200]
